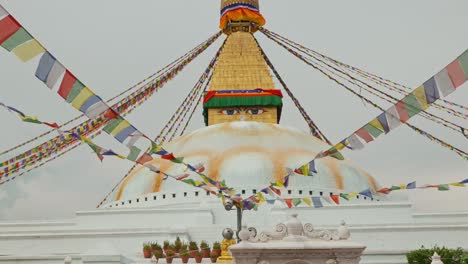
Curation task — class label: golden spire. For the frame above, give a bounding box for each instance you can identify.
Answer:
[202,0,281,126]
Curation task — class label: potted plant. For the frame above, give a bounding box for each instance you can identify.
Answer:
[163,240,170,252]
[194,250,203,264]
[143,243,152,259]
[201,240,211,258]
[210,251,219,263]
[212,241,221,257]
[189,241,199,258]
[174,236,182,253]
[165,249,175,264]
[180,250,190,263]
[151,242,162,256]
[154,251,163,261]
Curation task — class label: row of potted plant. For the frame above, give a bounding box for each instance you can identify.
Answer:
[143,237,222,263]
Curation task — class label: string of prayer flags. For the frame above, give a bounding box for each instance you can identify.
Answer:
[0,102,60,129]
[0,4,226,190]
[295,50,468,175]
[0,30,221,182]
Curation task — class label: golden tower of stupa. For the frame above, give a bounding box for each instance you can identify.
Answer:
[203,0,283,126]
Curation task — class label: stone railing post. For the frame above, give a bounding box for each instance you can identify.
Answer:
[431,252,444,264]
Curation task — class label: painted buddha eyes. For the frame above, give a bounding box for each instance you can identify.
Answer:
[219,108,266,115]
[247,109,264,115]
[221,109,239,115]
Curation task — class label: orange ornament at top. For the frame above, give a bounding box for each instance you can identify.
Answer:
[219,0,266,30]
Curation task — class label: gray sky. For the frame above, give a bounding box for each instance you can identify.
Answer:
[0,0,467,221]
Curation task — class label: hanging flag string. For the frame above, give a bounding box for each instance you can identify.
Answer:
[261,27,467,137]
[258,26,468,168]
[0,6,221,179]
[0,5,227,194]
[262,27,468,119]
[96,39,228,208]
[0,102,60,129]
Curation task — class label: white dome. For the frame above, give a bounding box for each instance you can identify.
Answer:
[110,122,379,202]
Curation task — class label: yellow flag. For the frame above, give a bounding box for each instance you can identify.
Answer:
[450,183,465,187]
[348,192,359,199]
[71,88,94,110]
[12,39,45,62]
[413,86,429,110]
[369,118,385,131]
[257,192,266,204]
[302,197,312,206]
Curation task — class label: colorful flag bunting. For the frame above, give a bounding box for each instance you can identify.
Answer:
[312,197,323,208]
[330,194,340,204]
[1,28,32,51]
[284,198,293,208]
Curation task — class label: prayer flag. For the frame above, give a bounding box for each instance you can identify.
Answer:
[377,188,391,194]
[330,194,340,204]
[460,179,468,184]
[21,116,41,124]
[458,50,468,79]
[0,15,21,44]
[36,51,56,82]
[284,199,293,208]
[413,86,430,110]
[340,193,349,201]
[312,197,323,208]
[438,184,450,191]
[385,106,401,131]
[71,87,94,110]
[58,70,78,99]
[1,28,32,51]
[395,101,410,123]
[66,80,86,103]
[376,112,390,133]
[136,153,153,165]
[292,198,302,207]
[434,69,456,97]
[347,134,364,150]
[127,146,142,162]
[84,100,107,119]
[283,175,290,188]
[348,192,359,199]
[302,197,312,206]
[363,123,383,139]
[266,199,276,205]
[356,127,374,143]
[446,59,467,88]
[423,77,440,104]
[161,153,176,161]
[402,93,423,118]
[46,60,65,89]
[12,39,45,62]
[359,189,373,198]
[406,181,417,189]
[115,125,137,143]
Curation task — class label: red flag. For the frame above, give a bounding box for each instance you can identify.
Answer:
[284,199,293,208]
[103,109,118,120]
[43,122,60,129]
[136,153,153,165]
[176,174,190,181]
[377,188,391,194]
[330,194,340,205]
[161,153,176,161]
[269,186,281,196]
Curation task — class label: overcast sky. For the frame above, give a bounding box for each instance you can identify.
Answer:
[0,0,467,221]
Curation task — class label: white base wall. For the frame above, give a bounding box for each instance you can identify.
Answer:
[0,199,467,264]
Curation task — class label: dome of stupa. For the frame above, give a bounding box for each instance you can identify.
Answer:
[109,122,379,202]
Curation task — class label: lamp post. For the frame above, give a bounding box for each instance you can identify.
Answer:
[223,197,243,242]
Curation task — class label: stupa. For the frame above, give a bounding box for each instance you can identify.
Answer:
[103,0,380,206]
[0,1,467,263]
